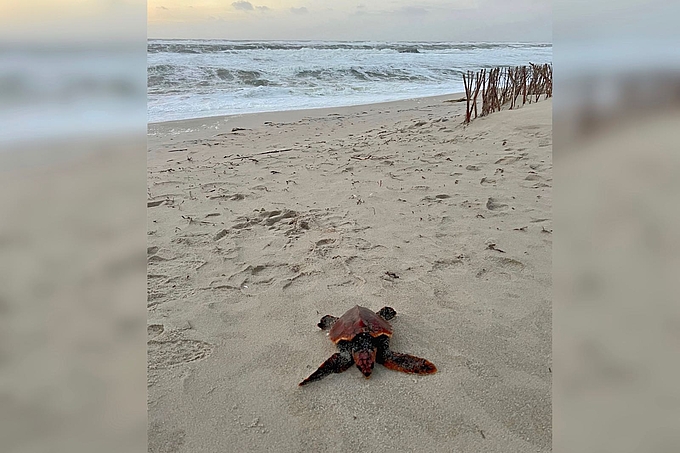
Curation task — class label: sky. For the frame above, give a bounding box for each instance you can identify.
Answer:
[0,0,146,43]
[147,0,551,42]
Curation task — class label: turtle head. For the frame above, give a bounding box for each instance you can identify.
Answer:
[353,349,376,377]
[351,333,377,378]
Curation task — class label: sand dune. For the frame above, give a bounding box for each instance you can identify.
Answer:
[147,95,552,452]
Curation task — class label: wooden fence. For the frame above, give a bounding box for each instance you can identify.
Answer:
[462,63,553,123]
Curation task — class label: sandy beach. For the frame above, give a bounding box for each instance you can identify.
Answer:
[147,94,552,452]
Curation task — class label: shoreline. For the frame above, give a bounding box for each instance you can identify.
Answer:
[148,92,468,156]
[148,91,467,127]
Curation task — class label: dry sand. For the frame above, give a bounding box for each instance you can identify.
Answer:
[147,94,552,452]
[1,138,147,453]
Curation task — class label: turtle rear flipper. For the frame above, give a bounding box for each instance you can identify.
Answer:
[317,315,339,330]
[379,351,437,375]
[299,352,353,386]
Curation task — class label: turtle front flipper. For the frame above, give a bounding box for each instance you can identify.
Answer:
[317,315,339,330]
[299,352,353,386]
[379,350,437,375]
[377,306,396,321]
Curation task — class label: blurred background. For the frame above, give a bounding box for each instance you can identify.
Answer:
[1,0,679,452]
[554,1,680,452]
[0,1,148,453]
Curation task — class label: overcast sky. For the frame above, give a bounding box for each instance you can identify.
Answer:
[148,0,551,42]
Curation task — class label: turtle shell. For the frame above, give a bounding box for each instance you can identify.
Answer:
[329,305,393,343]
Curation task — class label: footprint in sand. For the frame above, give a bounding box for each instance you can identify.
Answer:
[342,237,383,251]
[495,155,524,165]
[148,324,164,339]
[486,197,508,211]
[478,256,527,281]
[488,256,526,272]
[206,263,296,293]
[148,339,214,369]
[430,258,466,272]
[147,290,168,308]
[231,209,300,231]
[214,229,229,241]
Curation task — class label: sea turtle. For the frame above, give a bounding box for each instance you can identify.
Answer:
[299,305,437,386]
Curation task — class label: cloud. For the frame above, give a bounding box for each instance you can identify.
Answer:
[290,7,309,15]
[232,1,254,11]
[256,6,269,11]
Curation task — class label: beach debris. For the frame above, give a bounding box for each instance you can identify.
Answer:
[513,226,528,231]
[234,148,294,161]
[384,271,400,280]
[486,243,506,253]
[181,215,215,226]
[168,148,188,153]
[299,306,437,386]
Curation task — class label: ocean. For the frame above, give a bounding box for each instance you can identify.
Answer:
[147,40,552,123]
[0,44,146,147]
